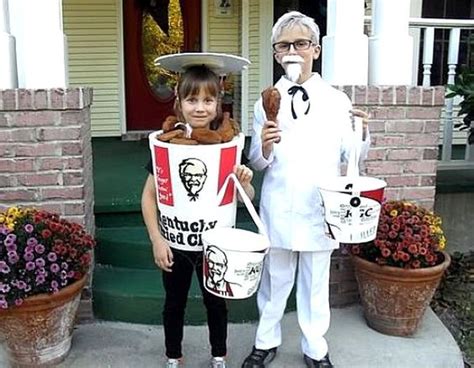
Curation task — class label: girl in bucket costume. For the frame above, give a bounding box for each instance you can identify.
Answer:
[242,11,370,368]
[142,55,254,368]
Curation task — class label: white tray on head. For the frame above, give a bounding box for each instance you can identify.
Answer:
[154,52,250,75]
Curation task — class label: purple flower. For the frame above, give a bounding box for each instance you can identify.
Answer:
[50,263,60,273]
[6,243,17,252]
[36,267,46,275]
[5,233,17,242]
[50,280,59,291]
[24,252,35,262]
[60,270,68,280]
[0,225,10,235]
[17,281,27,290]
[0,261,11,274]
[14,299,23,307]
[61,262,69,270]
[27,237,38,247]
[35,244,45,254]
[8,251,19,264]
[4,237,14,247]
[35,258,45,268]
[47,252,57,262]
[25,261,36,271]
[0,283,11,293]
[24,224,34,233]
[36,275,45,284]
[0,299,8,309]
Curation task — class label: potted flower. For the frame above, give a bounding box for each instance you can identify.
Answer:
[348,200,450,336]
[0,206,95,367]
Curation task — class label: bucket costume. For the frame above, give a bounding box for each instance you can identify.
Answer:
[142,53,251,368]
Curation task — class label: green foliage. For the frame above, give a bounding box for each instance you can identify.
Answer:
[446,67,474,144]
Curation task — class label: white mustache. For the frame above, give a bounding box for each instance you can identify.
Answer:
[282,55,304,64]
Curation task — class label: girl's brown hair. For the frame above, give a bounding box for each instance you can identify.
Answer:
[174,65,223,130]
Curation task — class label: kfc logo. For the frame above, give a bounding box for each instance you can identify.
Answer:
[179,158,207,201]
[204,245,238,297]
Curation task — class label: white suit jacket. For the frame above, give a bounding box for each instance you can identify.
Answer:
[249,73,370,251]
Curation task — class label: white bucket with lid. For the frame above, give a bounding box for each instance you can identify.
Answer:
[318,118,387,243]
[202,173,269,299]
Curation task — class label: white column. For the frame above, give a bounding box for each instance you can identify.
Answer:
[8,0,67,88]
[322,0,368,85]
[369,0,413,85]
[0,0,17,88]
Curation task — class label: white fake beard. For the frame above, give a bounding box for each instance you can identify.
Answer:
[282,55,304,83]
[285,63,302,83]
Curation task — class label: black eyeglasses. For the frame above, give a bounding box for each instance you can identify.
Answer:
[272,39,314,53]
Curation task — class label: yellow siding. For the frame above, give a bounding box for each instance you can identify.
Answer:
[206,0,244,127]
[63,0,122,137]
[246,1,261,133]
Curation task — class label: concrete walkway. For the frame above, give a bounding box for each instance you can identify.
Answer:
[0,306,464,368]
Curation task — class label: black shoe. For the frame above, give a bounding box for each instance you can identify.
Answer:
[303,354,333,368]
[241,346,277,368]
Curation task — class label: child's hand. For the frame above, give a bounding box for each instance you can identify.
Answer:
[233,165,255,201]
[261,120,281,159]
[350,109,369,140]
[350,109,369,128]
[152,238,174,272]
[234,164,253,187]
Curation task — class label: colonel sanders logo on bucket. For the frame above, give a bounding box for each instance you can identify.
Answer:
[179,158,207,201]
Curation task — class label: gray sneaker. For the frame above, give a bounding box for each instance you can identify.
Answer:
[166,358,183,368]
[210,356,227,368]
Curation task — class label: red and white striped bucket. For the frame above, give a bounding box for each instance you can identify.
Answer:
[148,131,245,251]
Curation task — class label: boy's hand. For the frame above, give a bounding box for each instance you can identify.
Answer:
[152,238,174,272]
[261,120,281,159]
[350,109,369,140]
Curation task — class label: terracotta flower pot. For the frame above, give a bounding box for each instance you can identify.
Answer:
[352,251,450,336]
[0,276,87,368]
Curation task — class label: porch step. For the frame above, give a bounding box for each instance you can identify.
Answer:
[95,210,259,269]
[96,227,155,269]
[92,265,266,324]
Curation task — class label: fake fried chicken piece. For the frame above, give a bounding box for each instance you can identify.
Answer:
[261,87,281,122]
[191,128,222,144]
[169,137,199,145]
[157,129,184,142]
[162,115,179,132]
[217,112,238,143]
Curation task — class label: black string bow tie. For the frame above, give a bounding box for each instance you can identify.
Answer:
[287,85,310,119]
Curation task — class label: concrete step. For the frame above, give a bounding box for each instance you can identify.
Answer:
[1,306,463,368]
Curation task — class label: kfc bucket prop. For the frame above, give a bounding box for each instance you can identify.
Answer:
[318,118,386,243]
[149,131,245,251]
[202,174,270,299]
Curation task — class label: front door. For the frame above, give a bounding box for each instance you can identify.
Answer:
[123,0,201,131]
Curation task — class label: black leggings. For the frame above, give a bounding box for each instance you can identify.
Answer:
[162,248,228,359]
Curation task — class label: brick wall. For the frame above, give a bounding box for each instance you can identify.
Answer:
[329,85,445,307]
[0,88,95,318]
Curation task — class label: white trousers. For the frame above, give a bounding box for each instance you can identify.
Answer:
[255,247,333,361]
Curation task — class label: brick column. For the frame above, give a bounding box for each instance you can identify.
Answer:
[0,87,94,231]
[329,85,445,307]
[0,88,94,319]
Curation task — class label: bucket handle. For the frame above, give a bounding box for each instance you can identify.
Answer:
[217,173,268,238]
[346,116,363,178]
